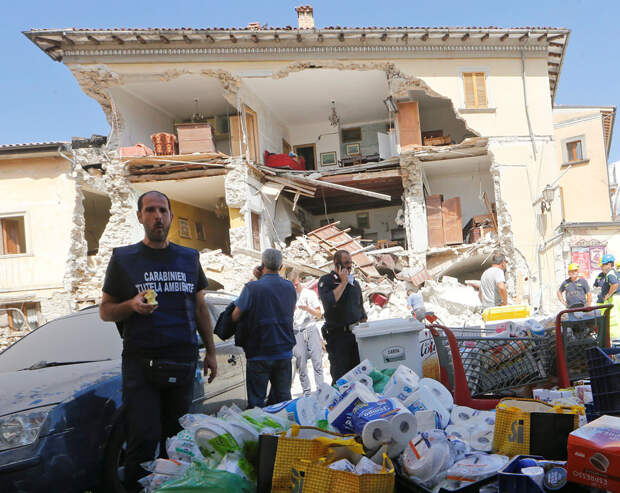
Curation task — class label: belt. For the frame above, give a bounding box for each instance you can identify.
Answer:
[325,323,356,333]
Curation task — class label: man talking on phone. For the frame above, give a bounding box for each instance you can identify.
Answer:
[318,250,367,384]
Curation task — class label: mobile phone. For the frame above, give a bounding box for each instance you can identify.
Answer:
[335,262,343,270]
[258,265,264,272]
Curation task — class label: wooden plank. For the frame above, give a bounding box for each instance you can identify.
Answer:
[130,163,226,175]
[397,101,422,147]
[127,169,227,182]
[442,197,463,245]
[426,194,445,247]
[125,152,229,167]
[290,175,392,201]
[231,247,329,278]
[229,114,244,158]
[483,192,498,231]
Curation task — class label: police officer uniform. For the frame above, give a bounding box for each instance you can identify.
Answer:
[318,271,367,384]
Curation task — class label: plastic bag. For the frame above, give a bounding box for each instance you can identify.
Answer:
[139,473,176,492]
[166,430,203,462]
[141,458,190,476]
[155,460,254,492]
[214,452,256,482]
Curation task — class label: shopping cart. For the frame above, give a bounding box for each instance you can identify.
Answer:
[427,305,612,411]
[554,304,612,387]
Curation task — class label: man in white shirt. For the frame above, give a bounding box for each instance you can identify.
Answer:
[479,254,508,308]
[288,270,324,395]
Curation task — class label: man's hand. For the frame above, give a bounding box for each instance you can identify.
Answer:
[203,352,217,383]
[130,290,157,316]
[336,265,349,284]
[253,265,264,280]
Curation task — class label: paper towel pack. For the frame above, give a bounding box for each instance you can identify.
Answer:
[327,382,379,433]
[382,365,420,402]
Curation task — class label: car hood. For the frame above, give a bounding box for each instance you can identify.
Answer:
[0,359,121,416]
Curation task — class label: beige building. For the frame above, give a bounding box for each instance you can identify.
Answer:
[16,5,616,314]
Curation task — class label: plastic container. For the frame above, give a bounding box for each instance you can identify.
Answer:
[353,318,425,376]
[394,462,498,493]
[482,305,531,322]
[586,347,620,417]
[498,455,545,493]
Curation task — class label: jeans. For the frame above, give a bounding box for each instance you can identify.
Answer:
[246,358,292,408]
[122,356,195,491]
[293,326,324,395]
[323,328,360,385]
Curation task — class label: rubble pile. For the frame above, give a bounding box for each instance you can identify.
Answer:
[199,249,258,294]
[423,276,484,327]
[282,236,331,267]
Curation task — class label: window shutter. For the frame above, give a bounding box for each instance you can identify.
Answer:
[475,72,488,107]
[463,73,476,108]
[2,219,21,254]
[463,72,488,108]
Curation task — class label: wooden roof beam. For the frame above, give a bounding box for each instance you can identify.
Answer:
[252,33,259,43]
[35,36,61,46]
[296,32,302,42]
[361,32,366,42]
[441,33,449,41]
[461,32,470,42]
[519,32,529,42]
[87,35,101,45]
[274,32,280,42]
[183,34,192,43]
[420,31,429,41]
[61,33,75,45]
[547,34,566,41]
[338,31,344,42]
[381,32,388,41]
[136,34,147,44]
[401,32,408,41]
[230,33,237,43]
[537,33,547,41]
[317,33,323,42]
[205,34,214,42]
[159,34,170,44]
[480,32,489,42]
[500,33,509,41]
[111,34,125,45]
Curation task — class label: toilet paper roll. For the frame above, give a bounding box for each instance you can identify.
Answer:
[328,382,379,433]
[382,365,420,401]
[419,378,454,411]
[335,359,374,387]
[357,374,374,388]
[412,410,438,432]
[317,383,342,411]
[470,427,494,452]
[403,386,450,429]
[450,406,480,426]
[445,424,471,442]
[475,411,496,427]
[388,410,417,458]
[360,419,393,449]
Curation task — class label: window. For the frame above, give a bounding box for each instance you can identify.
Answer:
[342,127,362,143]
[566,140,583,162]
[562,136,587,165]
[1,302,40,331]
[356,212,370,229]
[462,72,488,109]
[1,215,27,255]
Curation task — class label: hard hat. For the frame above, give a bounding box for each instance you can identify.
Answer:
[568,263,579,272]
[602,254,615,265]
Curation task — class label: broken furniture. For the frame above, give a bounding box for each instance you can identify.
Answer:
[426,194,463,247]
[264,151,306,171]
[339,153,381,167]
[423,135,451,146]
[307,222,380,280]
[463,214,497,243]
[150,132,177,155]
[175,123,216,154]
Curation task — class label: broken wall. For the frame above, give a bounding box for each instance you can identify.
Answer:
[288,122,341,169]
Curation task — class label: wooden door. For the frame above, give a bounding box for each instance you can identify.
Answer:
[442,197,463,245]
[229,115,243,157]
[251,212,261,251]
[426,194,445,248]
[244,106,259,163]
[397,101,422,147]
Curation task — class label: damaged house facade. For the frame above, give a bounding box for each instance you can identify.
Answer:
[17,6,617,323]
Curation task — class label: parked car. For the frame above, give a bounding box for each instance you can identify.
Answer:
[0,292,246,493]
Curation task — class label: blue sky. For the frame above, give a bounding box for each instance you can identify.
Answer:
[1,0,618,162]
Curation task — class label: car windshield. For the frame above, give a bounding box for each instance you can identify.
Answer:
[0,309,122,373]
[0,293,236,372]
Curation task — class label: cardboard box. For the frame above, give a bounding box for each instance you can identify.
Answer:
[567,415,620,491]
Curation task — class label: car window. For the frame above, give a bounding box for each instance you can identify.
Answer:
[0,310,123,373]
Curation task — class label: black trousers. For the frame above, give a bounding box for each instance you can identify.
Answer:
[122,356,195,490]
[323,328,360,385]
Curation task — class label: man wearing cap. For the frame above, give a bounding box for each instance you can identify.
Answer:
[595,254,620,340]
[557,263,591,308]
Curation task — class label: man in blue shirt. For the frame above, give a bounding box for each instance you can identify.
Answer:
[594,254,620,340]
[232,248,297,408]
[99,191,217,491]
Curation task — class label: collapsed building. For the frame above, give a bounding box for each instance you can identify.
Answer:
[2,6,617,342]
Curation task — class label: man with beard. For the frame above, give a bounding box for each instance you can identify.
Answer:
[99,191,217,492]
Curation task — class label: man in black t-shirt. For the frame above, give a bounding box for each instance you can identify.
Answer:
[99,191,217,492]
[557,263,591,308]
[318,250,367,384]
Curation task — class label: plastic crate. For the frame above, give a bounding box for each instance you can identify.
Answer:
[586,347,620,417]
[482,304,531,322]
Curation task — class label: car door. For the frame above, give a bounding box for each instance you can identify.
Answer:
[191,296,247,414]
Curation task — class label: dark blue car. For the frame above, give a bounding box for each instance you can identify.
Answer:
[0,292,246,493]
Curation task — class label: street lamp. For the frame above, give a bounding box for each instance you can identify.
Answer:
[541,184,555,213]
